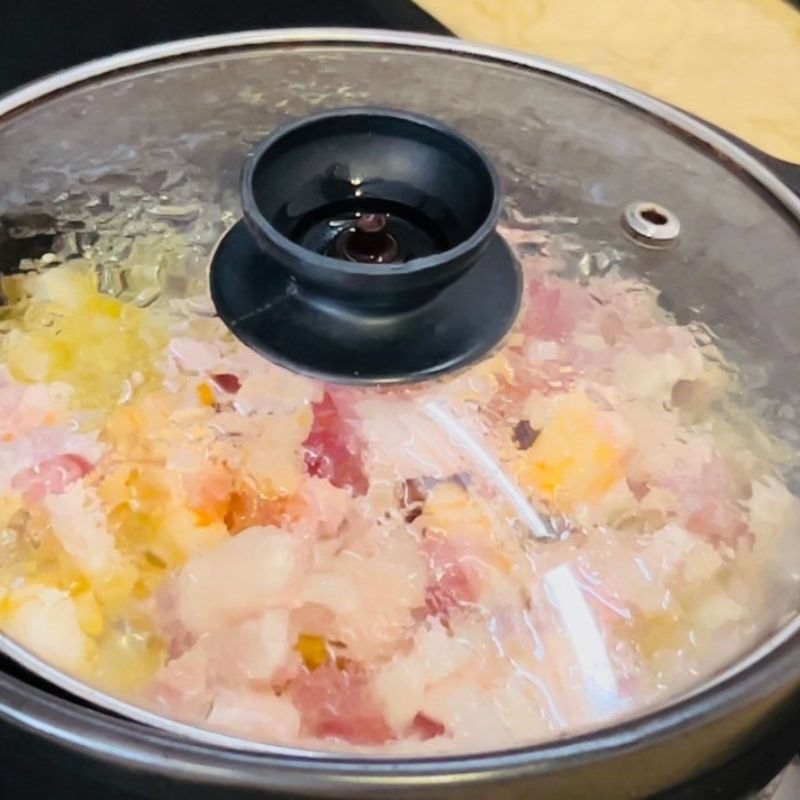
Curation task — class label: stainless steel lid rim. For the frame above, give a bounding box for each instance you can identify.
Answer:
[1,618,799,788]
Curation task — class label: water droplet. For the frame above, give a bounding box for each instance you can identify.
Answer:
[146,204,200,223]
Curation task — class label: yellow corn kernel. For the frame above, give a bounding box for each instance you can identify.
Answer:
[84,293,124,319]
[196,382,215,407]
[74,592,105,638]
[93,618,165,693]
[295,634,329,671]
[4,263,166,411]
[193,508,217,527]
[68,576,91,597]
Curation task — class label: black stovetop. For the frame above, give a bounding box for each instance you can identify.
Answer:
[0,0,448,96]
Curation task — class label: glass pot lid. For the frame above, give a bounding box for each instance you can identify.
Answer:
[0,30,799,758]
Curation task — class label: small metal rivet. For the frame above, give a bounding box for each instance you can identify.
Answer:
[621,202,680,248]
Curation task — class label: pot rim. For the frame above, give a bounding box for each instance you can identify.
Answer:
[0,27,799,792]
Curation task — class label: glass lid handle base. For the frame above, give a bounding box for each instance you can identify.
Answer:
[209,107,522,384]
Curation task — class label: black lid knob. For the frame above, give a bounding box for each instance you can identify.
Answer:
[210,107,521,384]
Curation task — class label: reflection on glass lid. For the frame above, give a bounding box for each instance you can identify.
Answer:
[0,39,798,756]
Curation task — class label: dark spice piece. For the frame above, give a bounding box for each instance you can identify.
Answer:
[399,474,471,523]
[512,419,539,450]
[405,506,423,524]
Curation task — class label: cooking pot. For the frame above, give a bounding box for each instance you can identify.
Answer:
[0,29,799,800]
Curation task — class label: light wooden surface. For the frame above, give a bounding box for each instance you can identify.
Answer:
[417,0,800,163]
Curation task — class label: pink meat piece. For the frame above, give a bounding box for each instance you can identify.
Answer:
[168,338,222,373]
[522,277,597,342]
[150,647,210,720]
[299,528,426,662]
[655,457,750,547]
[164,527,303,638]
[0,427,102,494]
[11,453,93,503]
[421,537,481,621]
[354,398,467,481]
[206,689,300,743]
[200,609,292,688]
[296,477,351,538]
[289,663,393,745]
[303,391,368,495]
[152,611,292,719]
